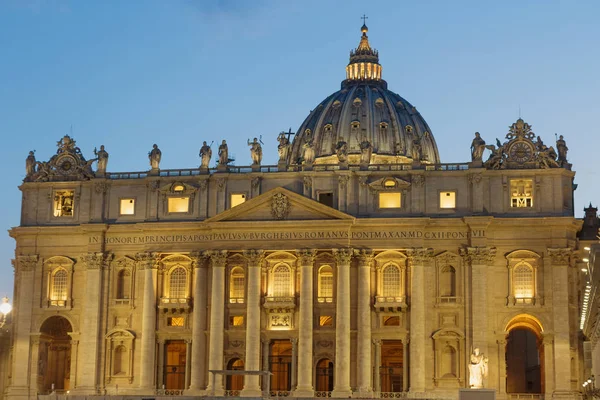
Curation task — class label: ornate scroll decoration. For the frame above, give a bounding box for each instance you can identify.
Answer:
[506,118,535,141]
[358,176,369,187]
[26,135,96,182]
[16,255,39,272]
[406,248,434,266]
[190,251,207,269]
[206,250,228,268]
[146,180,160,191]
[296,249,317,266]
[216,178,227,192]
[333,248,353,265]
[547,248,572,265]
[271,193,291,220]
[94,181,110,194]
[243,250,265,267]
[198,179,208,192]
[460,247,496,265]
[354,249,374,266]
[467,173,482,185]
[80,252,113,270]
[135,252,160,270]
[251,177,262,190]
[303,176,313,191]
[338,175,350,189]
[412,175,425,188]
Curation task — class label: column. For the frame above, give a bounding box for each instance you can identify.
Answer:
[29,336,41,394]
[241,250,265,397]
[189,253,208,392]
[408,248,433,393]
[206,250,227,395]
[496,338,507,394]
[76,252,112,393]
[70,338,80,389]
[7,256,38,399]
[355,249,373,395]
[332,248,353,397]
[291,338,298,391]
[294,249,316,397]
[157,340,165,389]
[548,248,573,395]
[373,339,382,393]
[542,333,555,396]
[402,340,409,392]
[137,252,160,389]
[461,246,496,386]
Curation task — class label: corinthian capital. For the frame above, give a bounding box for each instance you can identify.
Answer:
[190,251,207,269]
[333,248,353,265]
[16,255,39,272]
[206,250,228,268]
[407,248,434,265]
[547,248,572,265]
[243,250,265,267]
[80,252,113,270]
[354,249,374,266]
[296,249,317,266]
[460,246,496,265]
[136,252,161,270]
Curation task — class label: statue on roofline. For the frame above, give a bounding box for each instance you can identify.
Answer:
[471,132,486,162]
[199,141,212,169]
[148,144,161,170]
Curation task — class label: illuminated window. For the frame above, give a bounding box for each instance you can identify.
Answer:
[116,270,131,299]
[273,265,292,297]
[383,179,396,188]
[513,262,534,299]
[319,315,333,327]
[53,190,75,217]
[167,317,185,327]
[440,191,456,209]
[510,179,533,208]
[230,194,246,208]
[169,267,187,299]
[173,184,185,192]
[119,198,135,215]
[383,316,400,326]
[51,269,68,306]
[168,197,189,213]
[379,192,401,208]
[382,265,401,297]
[230,316,245,327]
[229,267,245,303]
[318,266,333,302]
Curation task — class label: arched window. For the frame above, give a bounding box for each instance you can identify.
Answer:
[382,264,401,297]
[318,265,333,302]
[51,269,68,302]
[513,262,534,299]
[230,267,245,303]
[113,345,127,375]
[116,270,131,299]
[440,265,456,297]
[169,267,187,299]
[273,265,292,297]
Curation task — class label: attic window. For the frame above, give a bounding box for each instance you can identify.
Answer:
[230,193,246,208]
[384,179,397,188]
[173,184,185,192]
[379,192,401,209]
[168,197,189,213]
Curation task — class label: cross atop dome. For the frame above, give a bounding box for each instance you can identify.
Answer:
[346,18,382,82]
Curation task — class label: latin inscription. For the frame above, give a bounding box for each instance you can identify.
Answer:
[90,229,484,245]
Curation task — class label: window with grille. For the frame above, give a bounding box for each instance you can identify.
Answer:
[230,267,245,303]
[51,269,68,304]
[513,263,534,299]
[510,179,533,208]
[169,267,187,299]
[273,265,291,297]
[382,265,401,297]
[318,266,333,301]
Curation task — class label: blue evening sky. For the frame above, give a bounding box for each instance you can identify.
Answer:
[0,0,598,298]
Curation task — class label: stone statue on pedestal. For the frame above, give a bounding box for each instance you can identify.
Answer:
[302,135,315,164]
[148,144,161,170]
[335,137,348,163]
[26,151,36,177]
[471,132,486,161]
[556,135,568,166]
[199,141,212,169]
[359,136,372,165]
[277,132,291,163]
[218,140,230,166]
[94,145,109,175]
[248,137,263,165]
[468,348,488,389]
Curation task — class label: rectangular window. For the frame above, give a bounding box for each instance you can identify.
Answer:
[379,192,401,208]
[510,179,533,208]
[119,198,135,215]
[439,191,456,209]
[167,317,185,327]
[230,193,246,208]
[230,315,245,327]
[319,315,333,327]
[168,197,189,213]
[318,192,334,208]
[53,190,75,217]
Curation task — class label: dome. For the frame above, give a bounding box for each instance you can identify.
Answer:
[288,24,440,165]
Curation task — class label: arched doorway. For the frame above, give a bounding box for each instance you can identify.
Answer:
[269,340,292,393]
[505,314,543,394]
[164,340,187,390]
[226,358,244,392]
[39,316,73,393]
[315,358,333,392]
[380,340,404,393]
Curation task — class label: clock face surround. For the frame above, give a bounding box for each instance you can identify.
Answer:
[56,155,77,175]
[509,141,534,163]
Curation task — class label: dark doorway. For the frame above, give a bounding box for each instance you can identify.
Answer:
[506,328,542,393]
[164,340,187,390]
[269,340,292,392]
[226,358,244,392]
[39,316,73,393]
[380,340,404,392]
[315,358,334,392]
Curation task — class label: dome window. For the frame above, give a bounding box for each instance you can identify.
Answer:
[375,97,384,107]
[405,125,414,134]
[351,121,360,130]
[353,97,362,107]
[324,124,333,132]
[384,179,397,188]
[332,100,342,109]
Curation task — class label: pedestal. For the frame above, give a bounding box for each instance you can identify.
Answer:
[459,388,496,400]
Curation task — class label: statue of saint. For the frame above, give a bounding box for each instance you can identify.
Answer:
[556,135,568,165]
[411,138,422,161]
[199,141,212,169]
[218,140,229,166]
[359,136,372,164]
[302,135,315,164]
[470,132,486,161]
[335,137,348,163]
[248,137,263,165]
[148,144,161,170]
[26,151,36,177]
[277,132,290,162]
[468,348,488,389]
[94,145,109,174]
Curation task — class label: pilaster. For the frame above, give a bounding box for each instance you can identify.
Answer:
[331,248,353,398]
[137,252,160,390]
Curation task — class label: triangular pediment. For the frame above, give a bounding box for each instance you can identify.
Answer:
[205,187,355,223]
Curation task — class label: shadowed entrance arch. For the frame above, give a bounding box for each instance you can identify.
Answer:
[505,314,543,394]
[39,316,73,393]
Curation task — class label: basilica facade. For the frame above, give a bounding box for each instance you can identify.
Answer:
[3,24,588,400]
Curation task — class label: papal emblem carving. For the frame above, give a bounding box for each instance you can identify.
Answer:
[271,193,290,220]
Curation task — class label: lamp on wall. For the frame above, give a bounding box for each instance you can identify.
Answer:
[0,296,12,328]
